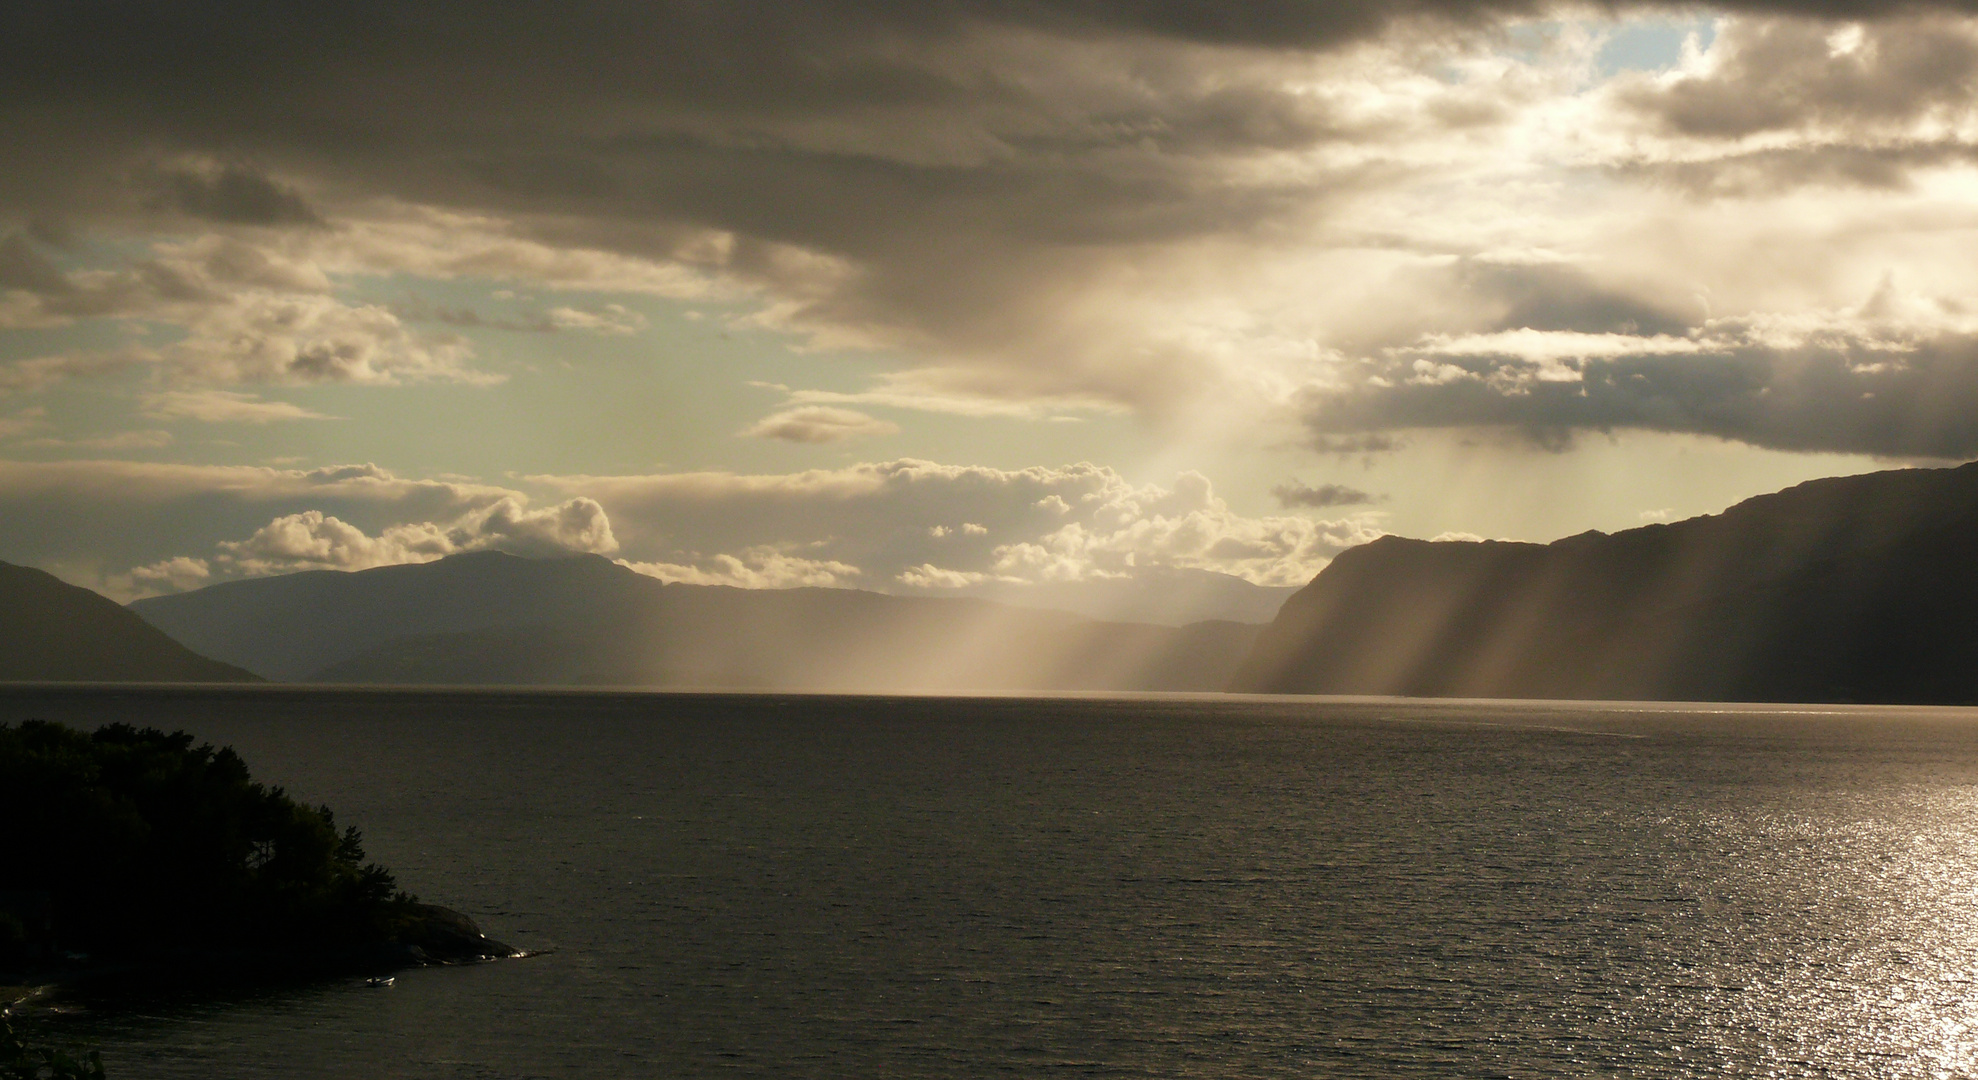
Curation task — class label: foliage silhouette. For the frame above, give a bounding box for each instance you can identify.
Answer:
[0,720,414,963]
[0,1014,103,1080]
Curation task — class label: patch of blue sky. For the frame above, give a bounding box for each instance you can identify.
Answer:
[1594,17,1716,77]
[1483,16,1714,81]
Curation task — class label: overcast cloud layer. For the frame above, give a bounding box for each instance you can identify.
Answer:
[5,0,1978,597]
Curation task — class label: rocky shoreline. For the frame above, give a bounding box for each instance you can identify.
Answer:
[0,903,525,1004]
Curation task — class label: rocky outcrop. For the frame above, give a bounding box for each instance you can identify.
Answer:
[394,904,522,965]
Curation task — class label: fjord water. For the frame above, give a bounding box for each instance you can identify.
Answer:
[15,689,1978,1078]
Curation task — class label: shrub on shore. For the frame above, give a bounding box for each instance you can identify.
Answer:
[1,1013,103,1080]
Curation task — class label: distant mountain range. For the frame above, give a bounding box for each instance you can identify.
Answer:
[1233,461,1978,704]
[128,552,1263,692]
[932,569,1299,627]
[15,461,1978,701]
[0,561,257,683]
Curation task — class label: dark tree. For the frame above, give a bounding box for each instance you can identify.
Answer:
[0,721,415,962]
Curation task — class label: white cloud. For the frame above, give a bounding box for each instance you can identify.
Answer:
[110,555,213,601]
[215,495,617,577]
[166,292,491,386]
[21,430,174,451]
[545,303,647,334]
[0,230,494,393]
[465,495,619,558]
[894,563,998,589]
[218,511,458,575]
[539,458,1384,588]
[622,548,862,588]
[0,457,535,588]
[141,390,337,424]
[758,372,1129,421]
[740,406,900,443]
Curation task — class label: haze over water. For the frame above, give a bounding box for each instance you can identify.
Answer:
[16,689,1978,1078]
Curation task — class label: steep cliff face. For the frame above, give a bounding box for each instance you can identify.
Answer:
[1230,462,1978,704]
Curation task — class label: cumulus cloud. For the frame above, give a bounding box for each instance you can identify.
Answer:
[0,453,620,595]
[112,555,213,601]
[0,458,529,581]
[622,549,862,589]
[0,230,493,391]
[218,511,457,575]
[216,496,616,577]
[165,292,488,385]
[740,406,900,443]
[539,459,1384,588]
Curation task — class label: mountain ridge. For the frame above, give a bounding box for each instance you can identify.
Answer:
[1230,461,1978,703]
[130,553,1262,692]
[0,561,259,683]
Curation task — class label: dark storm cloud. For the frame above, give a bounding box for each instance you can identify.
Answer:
[0,2,1439,411]
[1335,257,1698,356]
[1615,140,1978,194]
[137,163,324,228]
[0,234,73,297]
[8,0,1978,419]
[1620,15,1978,138]
[1309,433,1406,455]
[1301,327,1978,458]
[1455,260,1693,337]
[0,232,223,325]
[5,0,1970,235]
[1272,480,1384,508]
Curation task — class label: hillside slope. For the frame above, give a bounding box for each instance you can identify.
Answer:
[1230,462,1978,704]
[132,552,1261,692]
[0,562,259,682]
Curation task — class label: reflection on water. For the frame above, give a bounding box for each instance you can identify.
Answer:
[10,690,1978,1078]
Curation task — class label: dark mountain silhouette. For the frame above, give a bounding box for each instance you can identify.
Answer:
[1230,461,1978,704]
[130,552,1261,691]
[0,561,259,683]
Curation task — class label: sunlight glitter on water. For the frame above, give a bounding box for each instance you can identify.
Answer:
[17,690,1978,1079]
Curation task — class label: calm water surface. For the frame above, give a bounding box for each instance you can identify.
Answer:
[8,688,1978,1078]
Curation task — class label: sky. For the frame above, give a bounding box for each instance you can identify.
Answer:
[5,0,1978,605]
